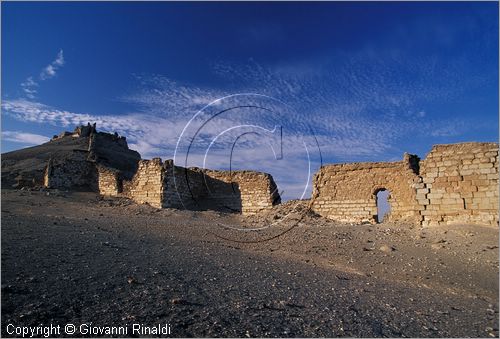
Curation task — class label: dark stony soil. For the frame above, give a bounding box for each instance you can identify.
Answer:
[1,189,498,337]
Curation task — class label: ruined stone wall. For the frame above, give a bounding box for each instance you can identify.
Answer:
[162,161,208,209]
[44,151,96,189]
[202,170,281,215]
[121,158,280,214]
[310,143,499,227]
[418,143,499,227]
[97,166,122,196]
[311,154,422,224]
[122,159,207,210]
[123,158,164,208]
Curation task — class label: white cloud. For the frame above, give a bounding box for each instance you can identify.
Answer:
[18,49,65,100]
[2,99,148,136]
[41,65,56,79]
[20,77,38,99]
[40,49,65,80]
[121,66,424,163]
[1,98,191,159]
[53,49,65,66]
[429,121,464,137]
[2,131,50,145]
[128,140,164,159]
[10,56,471,166]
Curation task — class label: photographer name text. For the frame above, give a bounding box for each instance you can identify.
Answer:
[6,323,172,337]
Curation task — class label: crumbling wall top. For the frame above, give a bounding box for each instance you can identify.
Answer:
[320,154,419,173]
[426,142,499,156]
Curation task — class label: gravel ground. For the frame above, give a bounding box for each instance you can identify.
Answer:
[1,189,498,337]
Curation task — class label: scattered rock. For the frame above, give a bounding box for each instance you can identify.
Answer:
[379,245,396,253]
[431,243,444,250]
[127,276,138,284]
[171,298,189,305]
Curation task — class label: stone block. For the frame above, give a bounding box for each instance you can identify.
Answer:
[416,188,430,194]
[427,193,443,199]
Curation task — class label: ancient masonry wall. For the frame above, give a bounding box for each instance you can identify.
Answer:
[162,161,208,209]
[97,166,122,196]
[418,143,499,227]
[122,159,164,208]
[311,143,499,227]
[311,154,422,224]
[44,151,96,189]
[202,169,281,215]
[120,158,280,214]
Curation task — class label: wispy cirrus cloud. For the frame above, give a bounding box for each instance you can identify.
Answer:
[5,51,486,162]
[19,49,65,100]
[121,74,224,117]
[3,48,494,200]
[40,49,65,80]
[121,51,482,162]
[1,98,183,160]
[2,131,50,145]
[429,120,468,137]
[20,77,38,99]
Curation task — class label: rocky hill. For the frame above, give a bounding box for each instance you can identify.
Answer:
[1,124,140,188]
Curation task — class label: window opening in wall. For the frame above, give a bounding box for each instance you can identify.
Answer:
[375,189,391,223]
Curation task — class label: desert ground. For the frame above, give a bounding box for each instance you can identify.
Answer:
[1,188,498,337]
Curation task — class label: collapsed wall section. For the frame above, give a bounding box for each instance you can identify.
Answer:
[418,142,499,227]
[121,158,281,215]
[311,154,422,224]
[201,169,281,215]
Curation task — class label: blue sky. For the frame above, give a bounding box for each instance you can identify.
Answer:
[2,2,498,200]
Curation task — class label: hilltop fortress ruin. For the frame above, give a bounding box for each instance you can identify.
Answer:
[2,124,498,227]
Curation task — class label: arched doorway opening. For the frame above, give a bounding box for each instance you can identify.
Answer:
[375,188,391,223]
